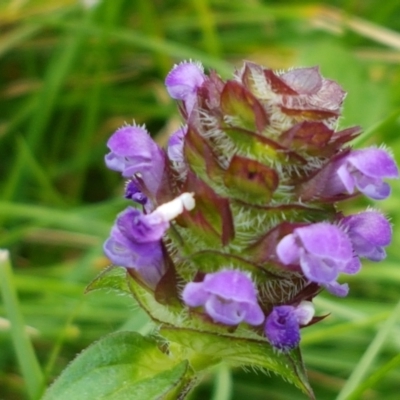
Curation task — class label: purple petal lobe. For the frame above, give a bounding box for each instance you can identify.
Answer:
[202,270,258,303]
[182,270,264,326]
[165,61,206,114]
[341,211,392,261]
[276,234,300,265]
[105,124,165,196]
[182,282,208,307]
[348,149,398,179]
[102,205,172,287]
[117,207,169,243]
[295,223,353,260]
[324,281,349,297]
[205,296,245,325]
[300,251,338,283]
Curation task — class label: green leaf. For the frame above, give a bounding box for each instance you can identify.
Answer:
[85,265,130,295]
[161,327,315,399]
[127,277,314,399]
[42,331,189,400]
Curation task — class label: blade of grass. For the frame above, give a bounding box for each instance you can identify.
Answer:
[0,23,42,57]
[15,136,66,206]
[346,353,400,400]
[336,299,400,400]
[350,108,400,147]
[211,363,232,400]
[0,250,44,400]
[190,0,221,57]
[41,18,233,75]
[137,0,170,75]
[0,201,110,236]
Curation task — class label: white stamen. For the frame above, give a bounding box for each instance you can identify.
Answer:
[155,193,195,222]
[295,301,315,325]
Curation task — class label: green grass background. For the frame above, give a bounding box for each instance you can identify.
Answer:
[1,0,400,399]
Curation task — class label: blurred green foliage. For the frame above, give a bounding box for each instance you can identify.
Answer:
[1,0,400,399]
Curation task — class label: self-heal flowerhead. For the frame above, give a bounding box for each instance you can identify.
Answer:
[165,61,206,115]
[276,223,361,297]
[105,124,165,198]
[102,59,398,397]
[182,270,265,326]
[340,210,392,262]
[265,301,315,352]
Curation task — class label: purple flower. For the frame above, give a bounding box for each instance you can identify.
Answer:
[182,270,265,326]
[265,301,315,352]
[327,148,398,200]
[104,193,195,287]
[103,207,167,287]
[340,210,392,261]
[165,61,206,115]
[276,223,361,297]
[105,124,165,197]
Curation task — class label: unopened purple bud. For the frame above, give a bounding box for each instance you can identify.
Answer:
[105,124,165,197]
[341,210,392,261]
[277,223,361,297]
[165,61,206,115]
[182,270,264,326]
[265,301,315,352]
[331,148,398,200]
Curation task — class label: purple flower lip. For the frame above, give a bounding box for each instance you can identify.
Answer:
[276,222,361,297]
[182,270,265,326]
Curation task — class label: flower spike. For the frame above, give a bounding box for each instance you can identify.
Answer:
[102,59,398,396]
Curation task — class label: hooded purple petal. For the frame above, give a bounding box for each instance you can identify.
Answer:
[341,210,392,261]
[165,61,206,114]
[182,270,264,326]
[105,125,165,197]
